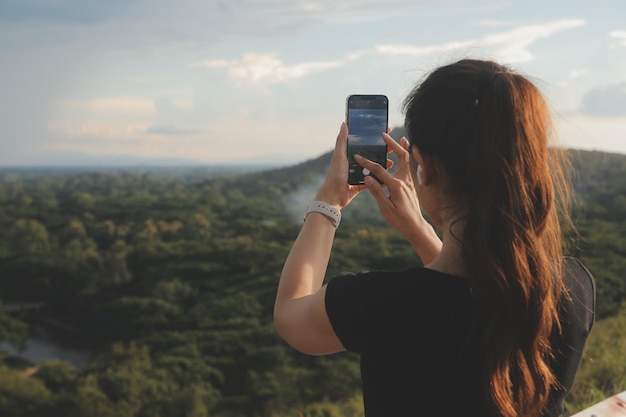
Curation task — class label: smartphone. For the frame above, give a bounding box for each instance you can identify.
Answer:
[345,94,389,185]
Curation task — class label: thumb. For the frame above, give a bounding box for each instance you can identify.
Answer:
[365,176,390,208]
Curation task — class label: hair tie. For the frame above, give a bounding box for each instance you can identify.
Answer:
[475,71,504,107]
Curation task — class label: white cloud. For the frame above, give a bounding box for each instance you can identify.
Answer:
[374,40,475,57]
[570,69,588,79]
[194,53,345,83]
[49,122,151,140]
[201,19,586,84]
[146,126,202,136]
[46,121,205,158]
[581,82,626,117]
[609,30,626,48]
[61,97,156,116]
[256,0,430,16]
[378,19,586,63]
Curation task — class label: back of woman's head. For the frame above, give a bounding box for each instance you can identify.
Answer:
[403,59,571,417]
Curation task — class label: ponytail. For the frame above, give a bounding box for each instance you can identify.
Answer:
[403,60,570,417]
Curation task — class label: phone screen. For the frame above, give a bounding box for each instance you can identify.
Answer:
[346,95,389,185]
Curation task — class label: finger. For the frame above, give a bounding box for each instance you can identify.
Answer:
[333,122,348,158]
[355,154,395,185]
[365,176,392,207]
[386,159,394,169]
[400,136,411,151]
[384,134,414,176]
[387,127,393,134]
[382,132,409,157]
[381,132,393,155]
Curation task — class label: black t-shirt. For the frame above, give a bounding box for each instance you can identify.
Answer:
[325,256,595,417]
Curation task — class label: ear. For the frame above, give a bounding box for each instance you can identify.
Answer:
[411,146,431,186]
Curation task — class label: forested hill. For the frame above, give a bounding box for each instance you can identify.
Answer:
[0,146,624,416]
[217,128,625,211]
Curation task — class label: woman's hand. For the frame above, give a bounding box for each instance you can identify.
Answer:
[314,123,368,209]
[355,133,442,264]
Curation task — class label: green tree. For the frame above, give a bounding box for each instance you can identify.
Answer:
[0,313,28,351]
[101,239,133,286]
[0,369,51,416]
[86,342,158,413]
[70,374,122,417]
[11,218,50,255]
[34,360,77,393]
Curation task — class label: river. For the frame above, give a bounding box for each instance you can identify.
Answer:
[0,324,96,369]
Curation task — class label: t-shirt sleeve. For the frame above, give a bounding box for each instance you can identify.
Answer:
[325,272,366,352]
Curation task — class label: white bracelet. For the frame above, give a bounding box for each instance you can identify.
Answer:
[303,201,341,228]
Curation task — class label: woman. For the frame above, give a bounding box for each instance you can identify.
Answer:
[274,59,595,416]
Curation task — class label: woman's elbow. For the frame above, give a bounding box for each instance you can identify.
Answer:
[273,306,289,343]
[273,308,310,354]
[273,302,344,356]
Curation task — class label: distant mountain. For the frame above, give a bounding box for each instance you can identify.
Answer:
[0,150,302,169]
[218,128,408,197]
[0,151,205,167]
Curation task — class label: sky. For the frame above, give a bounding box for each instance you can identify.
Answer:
[1,0,625,166]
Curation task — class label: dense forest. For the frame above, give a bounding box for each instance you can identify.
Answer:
[0,144,624,417]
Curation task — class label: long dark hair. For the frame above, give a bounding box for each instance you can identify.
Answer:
[403,59,571,417]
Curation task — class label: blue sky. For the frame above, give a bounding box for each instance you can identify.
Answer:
[1,0,625,165]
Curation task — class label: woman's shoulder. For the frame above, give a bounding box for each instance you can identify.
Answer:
[327,266,470,296]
